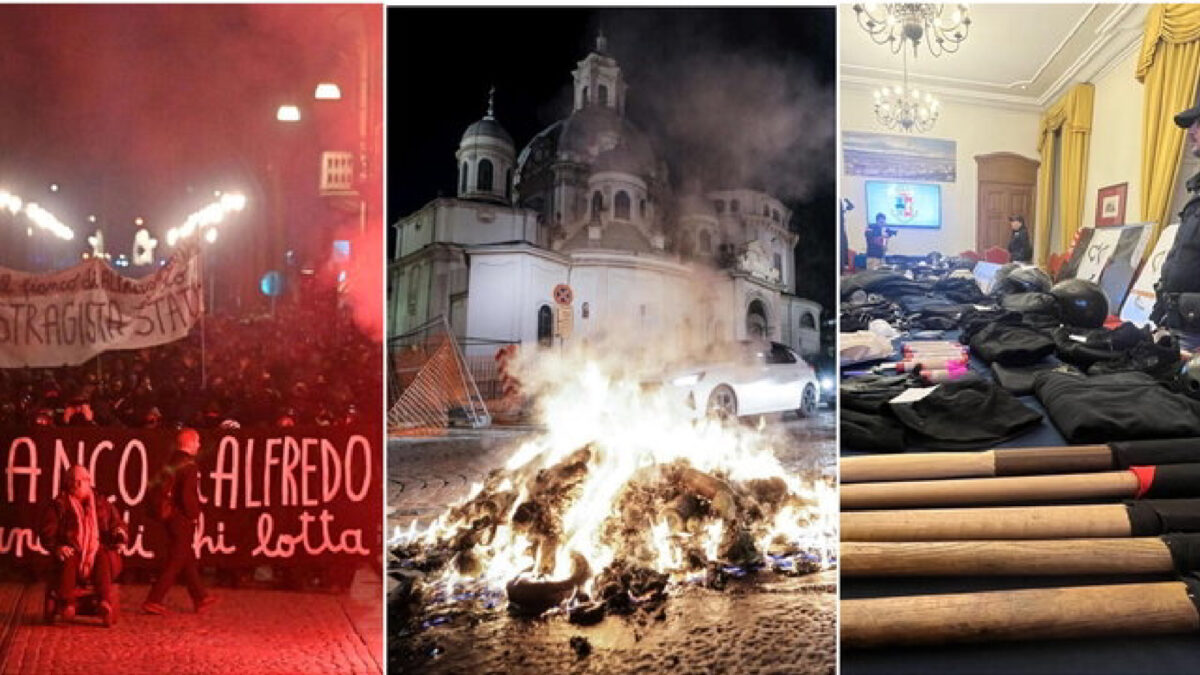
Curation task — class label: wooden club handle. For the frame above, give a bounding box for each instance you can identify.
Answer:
[841,538,1175,576]
[842,582,1200,648]
[841,504,1133,541]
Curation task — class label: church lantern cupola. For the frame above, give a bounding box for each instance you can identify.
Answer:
[572,30,627,115]
[456,86,516,204]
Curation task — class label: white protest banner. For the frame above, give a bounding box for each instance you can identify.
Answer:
[1121,223,1180,327]
[0,242,202,367]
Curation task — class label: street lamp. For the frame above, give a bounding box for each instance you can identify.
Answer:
[276,104,301,122]
[314,82,342,100]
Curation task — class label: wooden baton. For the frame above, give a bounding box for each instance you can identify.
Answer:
[842,499,1200,541]
[841,438,1200,483]
[841,537,1179,577]
[842,581,1200,648]
[842,503,1133,541]
[841,445,1112,483]
[841,464,1200,509]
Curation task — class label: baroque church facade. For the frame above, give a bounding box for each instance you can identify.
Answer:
[388,35,821,358]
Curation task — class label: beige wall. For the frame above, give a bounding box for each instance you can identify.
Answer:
[841,87,1041,257]
[1081,47,1144,233]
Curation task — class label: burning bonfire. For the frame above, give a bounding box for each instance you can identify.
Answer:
[390,347,837,626]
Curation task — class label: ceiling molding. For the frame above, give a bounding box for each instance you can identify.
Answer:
[841,3,1148,112]
[1009,4,1099,90]
[840,75,1044,113]
[1036,3,1145,106]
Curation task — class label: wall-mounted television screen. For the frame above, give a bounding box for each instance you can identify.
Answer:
[864,180,942,229]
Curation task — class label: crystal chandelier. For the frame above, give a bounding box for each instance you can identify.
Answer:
[873,49,940,133]
[853,3,971,58]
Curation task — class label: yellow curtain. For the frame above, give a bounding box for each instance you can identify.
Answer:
[1138,4,1200,237]
[1033,84,1094,263]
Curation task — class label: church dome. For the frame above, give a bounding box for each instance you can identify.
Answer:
[515,106,661,186]
[461,116,514,147]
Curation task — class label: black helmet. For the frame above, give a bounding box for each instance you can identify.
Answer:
[991,263,1020,293]
[1050,278,1109,328]
[1180,354,1200,399]
[1006,267,1053,294]
[993,265,1052,296]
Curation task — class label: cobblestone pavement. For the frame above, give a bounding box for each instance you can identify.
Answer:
[388,412,837,674]
[0,569,382,674]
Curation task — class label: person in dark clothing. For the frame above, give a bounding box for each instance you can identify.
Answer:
[1007,215,1033,262]
[865,212,891,268]
[40,465,129,627]
[1154,103,1200,352]
[143,428,217,615]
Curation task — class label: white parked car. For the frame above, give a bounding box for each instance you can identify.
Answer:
[662,341,821,420]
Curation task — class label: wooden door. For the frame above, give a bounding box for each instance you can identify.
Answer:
[976,153,1039,254]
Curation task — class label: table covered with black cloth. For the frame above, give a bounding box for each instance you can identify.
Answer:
[841,332,1200,675]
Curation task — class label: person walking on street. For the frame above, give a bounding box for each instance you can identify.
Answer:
[143,428,218,614]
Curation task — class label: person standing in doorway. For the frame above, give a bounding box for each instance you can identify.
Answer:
[143,428,218,614]
[1007,215,1033,263]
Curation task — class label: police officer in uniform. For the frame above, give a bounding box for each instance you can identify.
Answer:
[1153,103,1200,352]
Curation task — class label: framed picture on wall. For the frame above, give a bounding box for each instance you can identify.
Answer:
[1096,183,1128,227]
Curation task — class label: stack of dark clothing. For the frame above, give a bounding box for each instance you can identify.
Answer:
[840,270,986,334]
[841,375,1043,452]
[1034,371,1200,443]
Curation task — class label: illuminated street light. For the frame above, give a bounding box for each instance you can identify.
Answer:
[314,82,342,100]
[0,190,74,239]
[134,217,144,226]
[87,214,97,223]
[49,183,59,192]
[171,191,247,245]
[0,191,21,215]
[23,202,75,240]
[276,104,301,122]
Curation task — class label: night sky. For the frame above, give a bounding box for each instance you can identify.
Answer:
[387,7,836,312]
[0,5,378,272]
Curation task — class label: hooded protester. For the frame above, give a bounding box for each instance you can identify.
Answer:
[143,428,218,615]
[39,465,129,627]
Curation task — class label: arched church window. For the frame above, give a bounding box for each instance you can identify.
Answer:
[538,305,553,347]
[591,191,604,218]
[614,191,631,220]
[599,85,609,107]
[800,313,816,329]
[731,199,740,213]
[699,230,712,254]
[478,159,494,192]
[714,200,725,214]
[460,162,468,193]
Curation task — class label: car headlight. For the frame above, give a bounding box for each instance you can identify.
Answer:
[671,373,703,387]
[820,377,834,391]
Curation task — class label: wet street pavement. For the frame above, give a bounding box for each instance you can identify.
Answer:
[388,410,837,674]
[0,570,383,674]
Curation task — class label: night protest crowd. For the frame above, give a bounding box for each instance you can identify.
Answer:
[0,297,381,430]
